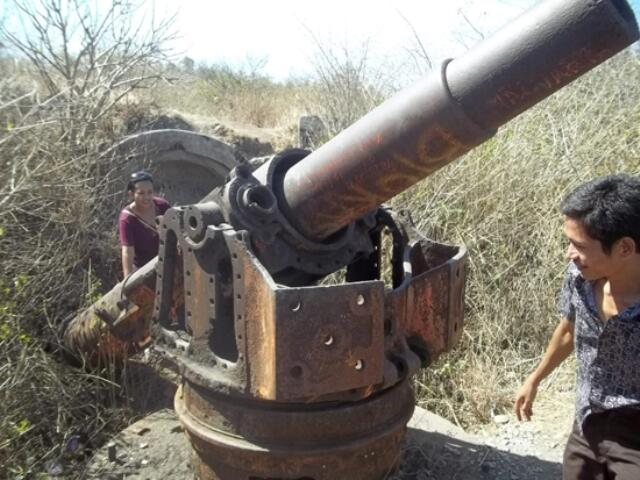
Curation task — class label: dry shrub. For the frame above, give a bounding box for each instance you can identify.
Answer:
[0,325,128,477]
[305,38,396,137]
[0,88,133,475]
[145,40,399,145]
[147,62,311,130]
[394,51,640,425]
[0,1,175,476]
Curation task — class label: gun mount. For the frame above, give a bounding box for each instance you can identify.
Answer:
[65,0,638,478]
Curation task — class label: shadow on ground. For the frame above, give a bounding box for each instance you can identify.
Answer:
[85,410,561,480]
[391,427,561,480]
[85,363,561,480]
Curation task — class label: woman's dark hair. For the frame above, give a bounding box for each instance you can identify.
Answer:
[560,174,640,253]
[127,170,153,192]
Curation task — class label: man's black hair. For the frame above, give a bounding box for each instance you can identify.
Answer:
[560,174,640,253]
[127,170,153,192]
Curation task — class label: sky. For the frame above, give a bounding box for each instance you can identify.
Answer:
[154,0,640,80]
[1,0,638,80]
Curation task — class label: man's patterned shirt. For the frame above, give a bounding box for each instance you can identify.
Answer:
[557,262,640,432]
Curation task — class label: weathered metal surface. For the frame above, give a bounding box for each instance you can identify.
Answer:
[240,241,385,400]
[395,241,466,367]
[175,379,414,480]
[272,63,492,242]
[250,149,377,285]
[446,0,640,130]
[87,405,498,480]
[62,259,185,364]
[156,198,466,477]
[155,204,464,400]
[272,0,639,241]
[63,260,156,364]
[116,129,238,205]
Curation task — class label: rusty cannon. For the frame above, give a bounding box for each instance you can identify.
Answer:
[64,0,638,478]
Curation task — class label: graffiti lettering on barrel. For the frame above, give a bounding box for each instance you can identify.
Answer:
[494,47,614,109]
[418,125,467,164]
[363,125,469,203]
[308,125,474,237]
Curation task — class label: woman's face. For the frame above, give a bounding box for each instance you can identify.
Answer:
[130,180,154,209]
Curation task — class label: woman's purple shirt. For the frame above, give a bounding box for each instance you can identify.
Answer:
[118,197,170,268]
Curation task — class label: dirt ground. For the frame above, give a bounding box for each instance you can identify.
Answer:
[79,353,578,479]
[392,388,574,480]
[84,390,574,480]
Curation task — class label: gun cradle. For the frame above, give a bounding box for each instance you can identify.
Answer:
[153,161,465,478]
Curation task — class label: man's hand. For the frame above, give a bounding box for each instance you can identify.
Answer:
[514,377,538,421]
[513,318,574,422]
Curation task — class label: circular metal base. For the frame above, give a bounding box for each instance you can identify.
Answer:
[175,380,415,480]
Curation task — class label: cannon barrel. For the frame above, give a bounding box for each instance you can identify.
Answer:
[275,0,639,241]
[62,260,157,363]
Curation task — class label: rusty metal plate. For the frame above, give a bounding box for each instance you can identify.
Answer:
[272,281,385,399]
[402,243,466,365]
[62,260,157,363]
[238,240,385,401]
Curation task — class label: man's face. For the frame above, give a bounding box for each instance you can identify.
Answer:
[563,217,618,281]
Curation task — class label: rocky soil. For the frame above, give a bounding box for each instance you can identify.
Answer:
[81,344,578,480]
[84,386,575,480]
[393,387,574,480]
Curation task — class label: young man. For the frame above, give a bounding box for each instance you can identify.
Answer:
[514,174,640,479]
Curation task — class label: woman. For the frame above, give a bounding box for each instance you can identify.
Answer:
[118,171,171,278]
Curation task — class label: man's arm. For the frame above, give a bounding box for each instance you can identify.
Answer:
[514,317,574,421]
[121,245,135,278]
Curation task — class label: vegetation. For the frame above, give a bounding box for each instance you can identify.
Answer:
[401,53,640,423]
[0,1,176,476]
[1,0,639,477]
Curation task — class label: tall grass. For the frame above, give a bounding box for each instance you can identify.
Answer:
[147,62,314,129]
[394,52,640,424]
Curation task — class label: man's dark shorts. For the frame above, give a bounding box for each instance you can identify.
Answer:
[563,408,640,480]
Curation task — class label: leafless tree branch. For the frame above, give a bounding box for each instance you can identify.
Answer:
[396,8,432,72]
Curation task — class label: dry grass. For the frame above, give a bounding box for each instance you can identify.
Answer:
[395,52,640,425]
[0,2,177,476]
[0,78,151,477]
[145,64,314,129]
[0,329,129,477]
